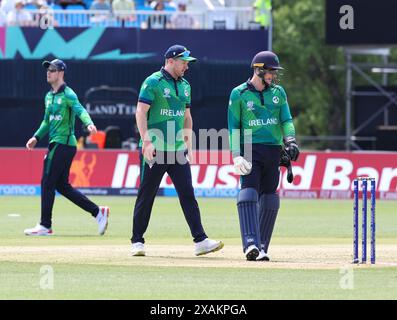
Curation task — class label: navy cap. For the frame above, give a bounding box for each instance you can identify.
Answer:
[164,45,197,62]
[42,59,67,72]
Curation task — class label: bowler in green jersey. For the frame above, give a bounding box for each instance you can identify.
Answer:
[131,45,224,257]
[228,51,300,261]
[24,59,110,236]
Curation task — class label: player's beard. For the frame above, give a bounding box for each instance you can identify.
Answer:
[178,67,187,78]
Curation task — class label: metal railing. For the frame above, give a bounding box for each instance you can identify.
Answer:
[6,8,258,30]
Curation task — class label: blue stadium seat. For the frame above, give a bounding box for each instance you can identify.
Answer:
[66,4,86,10]
[164,5,176,12]
[24,4,38,10]
[135,0,146,6]
[50,4,63,10]
[136,5,152,11]
[84,0,94,9]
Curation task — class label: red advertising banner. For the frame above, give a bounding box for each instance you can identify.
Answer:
[1,148,397,199]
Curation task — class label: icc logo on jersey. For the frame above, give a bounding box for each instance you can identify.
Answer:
[163,88,171,98]
[273,96,279,104]
[246,101,255,111]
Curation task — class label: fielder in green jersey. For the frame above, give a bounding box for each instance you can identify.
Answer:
[24,59,110,237]
[227,51,300,262]
[138,67,191,152]
[131,45,224,257]
[33,85,94,146]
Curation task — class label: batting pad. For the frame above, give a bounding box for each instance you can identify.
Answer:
[237,188,261,251]
[259,193,280,253]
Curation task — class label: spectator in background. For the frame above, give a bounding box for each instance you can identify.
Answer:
[1,0,18,15]
[6,0,34,26]
[170,0,198,29]
[89,0,110,24]
[112,0,136,27]
[253,0,271,29]
[143,0,169,29]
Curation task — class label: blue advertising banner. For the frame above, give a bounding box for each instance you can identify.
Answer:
[0,186,238,198]
[0,27,268,61]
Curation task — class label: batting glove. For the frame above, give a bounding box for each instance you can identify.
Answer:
[233,156,252,175]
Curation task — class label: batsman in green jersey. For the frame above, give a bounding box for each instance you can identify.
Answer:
[24,59,110,236]
[131,45,223,257]
[228,51,300,261]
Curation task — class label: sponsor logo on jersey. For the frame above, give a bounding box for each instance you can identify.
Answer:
[273,96,279,104]
[49,115,63,121]
[246,101,255,111]
[163,88,171,98]
[248,117,278,127]
[160,109,185,117]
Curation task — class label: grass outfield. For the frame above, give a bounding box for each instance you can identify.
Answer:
[0,196,397,299]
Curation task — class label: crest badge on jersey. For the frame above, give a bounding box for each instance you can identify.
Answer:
[184,89,189,97]
[246,101,255,111]
[57,98,62,104]
[163,88,171,98]
[273,96,279,104]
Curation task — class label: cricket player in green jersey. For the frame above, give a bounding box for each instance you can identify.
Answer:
[24,59,110,236]
[130,45,224,257]
[228,51,300,261]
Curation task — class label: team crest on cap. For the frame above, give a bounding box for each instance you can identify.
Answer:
[272,96,279,104]
[246,101,255,111]
[163,88,171,98]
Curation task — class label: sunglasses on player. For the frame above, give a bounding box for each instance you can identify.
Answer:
[175,50,191,58]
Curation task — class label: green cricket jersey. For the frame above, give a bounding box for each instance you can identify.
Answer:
[34,84,93,147]
[138,67,191,152]
[228,81,296,157]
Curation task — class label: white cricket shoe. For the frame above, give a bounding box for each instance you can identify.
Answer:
[96,206,110,236]
[24,224,53,236]
[131,242,145,256]
[256,250,270,261]
[194,238,224,256]
[245,245,260,261]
